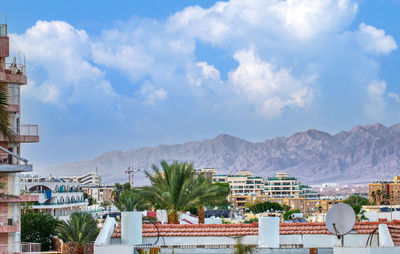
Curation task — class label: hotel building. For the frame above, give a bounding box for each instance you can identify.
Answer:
[0,17,40,250]
[20,175,88,219]
[212,170,265,196]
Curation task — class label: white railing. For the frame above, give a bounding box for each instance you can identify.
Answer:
[18,124,38,136]
[7,93,19,105]
[0,242,41,253]
[0,24,6,37]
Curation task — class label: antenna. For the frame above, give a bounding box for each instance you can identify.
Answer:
[325,203,356,244]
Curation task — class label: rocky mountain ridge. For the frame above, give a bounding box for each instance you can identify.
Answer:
[48,123,400,185]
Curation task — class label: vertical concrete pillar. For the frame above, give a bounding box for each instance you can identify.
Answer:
[121,211,142,245]
[258,216,280,248]
[378,224,394,247]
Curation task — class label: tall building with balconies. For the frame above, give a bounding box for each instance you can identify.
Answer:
[0,16,39,250]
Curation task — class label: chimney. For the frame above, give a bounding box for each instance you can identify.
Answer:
[121,211,142,245]
[258,216,280,248]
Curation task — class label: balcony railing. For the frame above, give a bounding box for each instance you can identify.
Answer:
[0,242,41,253]
[17,124,38,136]
[33,201,88,206]
[7,93,19,105]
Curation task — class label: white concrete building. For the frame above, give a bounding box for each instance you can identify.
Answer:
[60,171,101,186]
[20,175,88,218]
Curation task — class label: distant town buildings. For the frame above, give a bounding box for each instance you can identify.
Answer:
[60,171,102,186]
[369,176,400,205]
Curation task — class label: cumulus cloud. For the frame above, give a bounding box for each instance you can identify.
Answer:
[10,21,117,107]
[9,0,398,120]
[229,49,313,117]
[364,80,387,119]
[140,82,167,106]
[356,23,397,55]
[388,92,400,104]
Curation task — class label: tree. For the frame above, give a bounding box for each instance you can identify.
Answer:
[83,192,96,206]
[21,211,60,251]
[100,201,111,210]
[283,209,301,221]
[344,195,370,221]
[115,189,147,211]
[370,191,376,205]
[141,160,220,224]
[248,201,283,214]
[0,83,17,141]
[57,212,99,254]
[194,175,230,223]
[376,190,383,205]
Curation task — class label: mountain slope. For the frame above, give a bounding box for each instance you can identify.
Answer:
[48,123,400,185]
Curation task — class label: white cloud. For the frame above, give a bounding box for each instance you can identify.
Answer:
[140,82,167,106]
[364,80,387,119]
[388,92,400,104]
[356,23,397,55]
[229,49,313,117]
[10,21,117,107]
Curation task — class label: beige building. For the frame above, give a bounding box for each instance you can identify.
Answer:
[83,185,114,204]
[212,170,265,196]
[369,176,400,205]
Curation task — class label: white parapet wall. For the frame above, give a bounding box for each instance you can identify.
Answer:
[258,217,280,248]
[334,247,400,254]
[378,224,394,247]
[121,211,142,245]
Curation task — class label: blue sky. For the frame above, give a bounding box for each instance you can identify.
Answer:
[3,0,400,172]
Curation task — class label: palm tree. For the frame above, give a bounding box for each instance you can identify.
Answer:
[194,175,230,224]
[57,212,99,254]
[116,189,147,211]
[376,190,383,205]
[0,82,16,141]
[371,191,376,205]
[141,160,209,224]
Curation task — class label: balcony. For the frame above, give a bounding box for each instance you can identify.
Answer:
[0,213,19,233]
[0,124,39,143]
[6,93,20,112]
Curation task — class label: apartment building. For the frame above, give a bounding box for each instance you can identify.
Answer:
[212,170,265,196]
[20,175,88,218]
[369,176,400,205]
[60,171,102,186]
[229,195,341,216]
[265,172,319,199]
[82,185,114,204]
[0,18,40,251]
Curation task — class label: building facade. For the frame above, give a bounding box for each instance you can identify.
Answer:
[20,175,88,218]
[83,185,114,204]
[369,176,400,205]
[265,173,318,199]
[0,18,40,251]
[60,171,102,186]
[212,170,265,196]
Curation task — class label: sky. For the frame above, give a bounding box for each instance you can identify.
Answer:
[3,0,400,172]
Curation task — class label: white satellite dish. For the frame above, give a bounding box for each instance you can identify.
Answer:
[326,203,356,239]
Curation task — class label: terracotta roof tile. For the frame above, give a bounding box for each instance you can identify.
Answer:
[110,220,400,245]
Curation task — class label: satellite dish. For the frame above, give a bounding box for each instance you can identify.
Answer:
[326,203,356,238]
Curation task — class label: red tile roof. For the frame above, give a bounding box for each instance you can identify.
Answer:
[111,220,400,246]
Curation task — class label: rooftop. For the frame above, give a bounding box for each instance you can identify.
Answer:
[111,220,400,245]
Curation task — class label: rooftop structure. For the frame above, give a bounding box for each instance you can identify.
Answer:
[94,212,400,253]
[0,14,39,251]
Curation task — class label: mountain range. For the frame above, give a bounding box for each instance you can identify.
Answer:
[47,123,400,185]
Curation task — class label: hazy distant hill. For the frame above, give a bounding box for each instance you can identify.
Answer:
[48,123,400,185]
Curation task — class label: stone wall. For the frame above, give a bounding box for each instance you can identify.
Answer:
[51,237,94,254]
